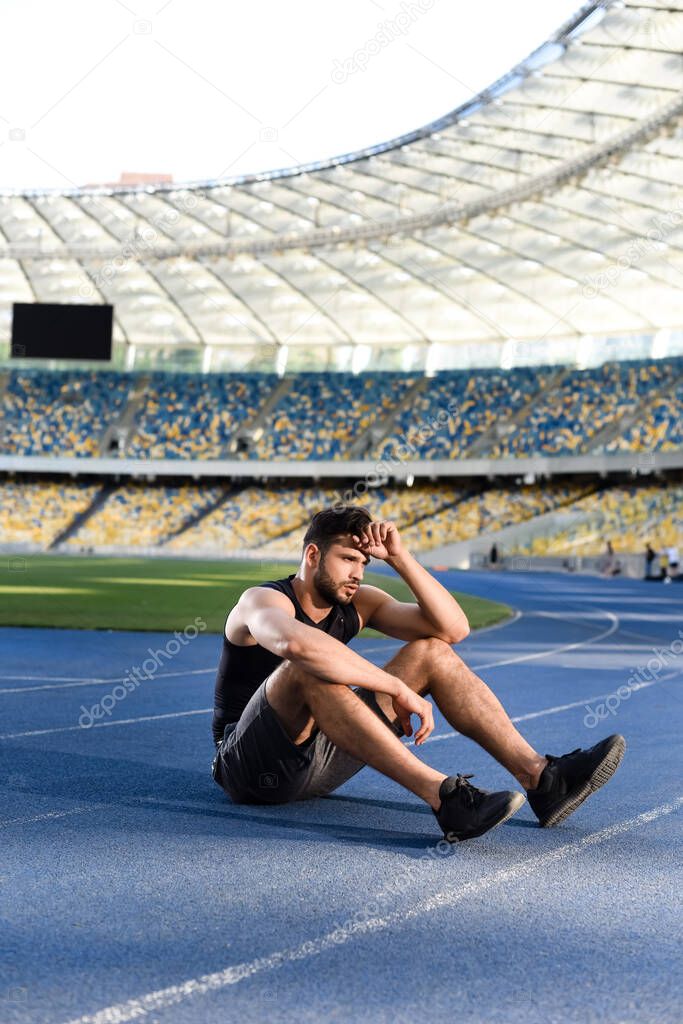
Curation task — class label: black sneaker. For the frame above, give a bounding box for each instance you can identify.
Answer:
[528,733,626,828]
[434,774,526,843]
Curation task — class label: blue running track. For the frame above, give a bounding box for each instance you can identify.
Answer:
[1,570,681,1023]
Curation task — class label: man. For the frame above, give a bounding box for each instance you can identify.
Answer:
[665,544,679,582]
[212,506,625,843]
[601,541,621,577]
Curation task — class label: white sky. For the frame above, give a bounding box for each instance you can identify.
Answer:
[0,0,581,191]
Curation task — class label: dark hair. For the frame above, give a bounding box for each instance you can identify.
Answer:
[302,505,372,556]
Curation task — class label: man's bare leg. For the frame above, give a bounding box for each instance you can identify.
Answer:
[374,637,547,790]
[265,662,447,809]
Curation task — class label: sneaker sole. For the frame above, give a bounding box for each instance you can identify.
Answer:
[539,734,626,828]
[444,791,526,843]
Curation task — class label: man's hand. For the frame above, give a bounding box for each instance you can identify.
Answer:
[391,682,434,745]
[352,520,404,562]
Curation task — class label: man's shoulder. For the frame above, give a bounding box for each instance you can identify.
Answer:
[241,582,293,606]
[354,583,390,614]
[227,585,295,640]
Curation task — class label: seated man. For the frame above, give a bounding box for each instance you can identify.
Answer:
[211,506,625,843]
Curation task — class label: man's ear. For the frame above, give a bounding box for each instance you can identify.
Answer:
[304,542,321,568]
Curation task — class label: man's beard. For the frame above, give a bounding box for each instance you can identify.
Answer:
[313,560,349,605]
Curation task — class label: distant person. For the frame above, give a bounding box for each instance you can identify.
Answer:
[601,541,621,577]
[665,544,679,583]
[489,542,499,568]
[211,506,625,843]
[644,543,658,580]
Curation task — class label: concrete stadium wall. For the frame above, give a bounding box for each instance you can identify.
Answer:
[1,451,682,479]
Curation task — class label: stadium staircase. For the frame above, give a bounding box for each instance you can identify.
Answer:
[49,483,115,549]
[227,376,294,454]
[100,375,150,455]
[241,502,328,552]
[587,403,642,454]
[347,377,430,458]
[161,485,235,545]
[410,486,483,528]
[587,368,683,454]
[464,368,567,458]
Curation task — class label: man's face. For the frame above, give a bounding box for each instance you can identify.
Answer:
[312,536,369,605]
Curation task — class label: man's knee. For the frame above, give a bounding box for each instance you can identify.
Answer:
[402,636,455,661]
[399,637,469,683]
[427,637,469,671]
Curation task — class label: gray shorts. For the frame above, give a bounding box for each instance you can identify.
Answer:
[212,679,402,805]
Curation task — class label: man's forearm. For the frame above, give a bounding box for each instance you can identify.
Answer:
[289,628,402,696]
[386,548,469,640]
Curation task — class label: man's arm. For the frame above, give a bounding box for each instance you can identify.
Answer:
[353,521,470,644]
[239,587,410,699]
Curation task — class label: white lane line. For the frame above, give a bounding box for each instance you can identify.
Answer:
[0,806,92,829]
[361,609,618,673]
[0,708,212,740]
[354,640,404,657]
[356,610,521,656]
[61,797,683,1024]
[0,611,521,689]
[410,674,672,747]
[0,668,215,694]
[0,686,627,742]
[0,607,616,694]
[0,606,659,742]
[471,611,619,671]
[4,665,672,742]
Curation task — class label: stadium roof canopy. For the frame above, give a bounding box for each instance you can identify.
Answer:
[2,0,683,372]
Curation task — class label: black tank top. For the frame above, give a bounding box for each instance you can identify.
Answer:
[211,574,361,746]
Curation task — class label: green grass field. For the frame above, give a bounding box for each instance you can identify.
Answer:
[0,555,511,635]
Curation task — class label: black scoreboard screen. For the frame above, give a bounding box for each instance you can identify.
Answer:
[11,303,113,361]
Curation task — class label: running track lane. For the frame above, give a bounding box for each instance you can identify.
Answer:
[0,570,681,1023]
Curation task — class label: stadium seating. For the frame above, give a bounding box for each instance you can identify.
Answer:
[247,372,419,460]
[0,478,100,546]
[62,481,225,548]
[2,360,682,461]
[398,482,591,551]
[606,374,683,454]
[127,372,277,459]
[1,370,132,456]
[374,367,551,460]
[487,360,683,458]
[166,483,341,553]
[513,484,683,557]
[1,475,679,558]
[174,481,462,558]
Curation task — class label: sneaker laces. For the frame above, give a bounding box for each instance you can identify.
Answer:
[450,774,481,808]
